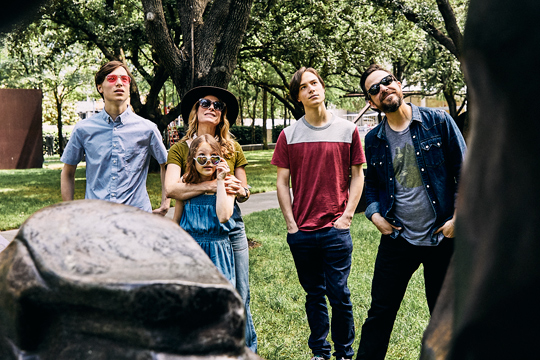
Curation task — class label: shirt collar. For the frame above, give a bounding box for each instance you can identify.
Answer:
[101,107,132,125]
[377,103,420,139]
[409,103,422,123]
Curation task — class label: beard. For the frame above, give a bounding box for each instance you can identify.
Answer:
[380,93,403,113]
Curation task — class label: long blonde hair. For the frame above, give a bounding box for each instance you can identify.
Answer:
[181,100,235,159]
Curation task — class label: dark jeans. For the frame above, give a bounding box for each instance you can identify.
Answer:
[287,227,355,359]
[356,235,454,360]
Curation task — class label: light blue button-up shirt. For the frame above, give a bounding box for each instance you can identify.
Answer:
[61,108,168,212]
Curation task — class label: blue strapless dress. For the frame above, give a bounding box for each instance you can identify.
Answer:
[179,194,236,285]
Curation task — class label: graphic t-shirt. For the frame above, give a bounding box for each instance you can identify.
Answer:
[385,122,440,245]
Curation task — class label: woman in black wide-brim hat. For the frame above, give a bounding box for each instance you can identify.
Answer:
[164,86,257,352]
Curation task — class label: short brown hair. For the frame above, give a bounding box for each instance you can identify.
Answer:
[183,134,223,184]
[360,64,393,100]
[95,61,133,98]
[289,67,325,104]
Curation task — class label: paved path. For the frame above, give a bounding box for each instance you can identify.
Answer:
[0,191,280,250]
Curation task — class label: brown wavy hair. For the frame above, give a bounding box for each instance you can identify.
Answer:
[182,134,223,184]
[180,98,235,159]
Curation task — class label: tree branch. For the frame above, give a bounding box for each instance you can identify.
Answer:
[370,0,460,59]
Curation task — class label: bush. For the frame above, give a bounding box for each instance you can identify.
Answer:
[229,125,263,145]
[175,125,264,145]
[43,130,70,156]
[272,125,285,143]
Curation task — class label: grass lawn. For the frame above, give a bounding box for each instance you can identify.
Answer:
[245,209,430,360]
[0,151,276,231]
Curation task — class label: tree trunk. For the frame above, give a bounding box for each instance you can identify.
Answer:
[239,97,244,126]
[250,90,258,143]
[270,95,275,143]
[443,87,458,120]
[54,90,64,156]
[262,88,268,150]
[142,0,255,120]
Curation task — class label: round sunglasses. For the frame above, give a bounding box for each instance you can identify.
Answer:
[198,98,226,112]
[194,155,222,166]
[367,74,395,96]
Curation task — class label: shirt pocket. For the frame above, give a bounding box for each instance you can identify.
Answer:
[125,146,148,173]
[420,136,444,167]
[369,155,387,188]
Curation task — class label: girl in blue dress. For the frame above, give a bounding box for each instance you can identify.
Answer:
[173,134,237,284]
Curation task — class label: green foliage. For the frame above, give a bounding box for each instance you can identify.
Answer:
[229,125,264,145]
[245,209,430,359]
[42,96,81,125]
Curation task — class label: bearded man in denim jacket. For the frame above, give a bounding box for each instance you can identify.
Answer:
[356,64,467,360]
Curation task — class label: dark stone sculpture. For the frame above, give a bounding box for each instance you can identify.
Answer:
[421,0,540,358]
[0,200,262,360]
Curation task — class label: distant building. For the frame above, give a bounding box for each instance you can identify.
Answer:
[75,99,104,120]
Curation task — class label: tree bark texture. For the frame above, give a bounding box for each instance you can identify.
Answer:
[421,1,540,358]
[262,88,268,150]
[142,0,254,125]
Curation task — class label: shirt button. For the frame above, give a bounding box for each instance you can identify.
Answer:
[426,185,430,188]
[426,146,429,149]
[413,135,416,138]
[380,162,383,165]
[390,195,393,198]
[390,178,393,181]
[421,168,425,171]
[113,144,117,147]
[433,201,436,204]
[112,177,116,180]
[417,152,420,155]
[437,142,440,146]
[113,160,116,164]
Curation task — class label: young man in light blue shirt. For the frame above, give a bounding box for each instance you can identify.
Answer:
[61,61,169,214]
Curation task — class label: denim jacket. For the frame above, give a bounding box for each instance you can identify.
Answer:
[364,104,467,242]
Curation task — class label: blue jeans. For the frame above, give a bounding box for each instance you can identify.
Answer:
[356,235,454,360]
[287,227,355,359]
[230,204,257,353]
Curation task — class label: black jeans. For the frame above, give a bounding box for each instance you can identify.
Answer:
[356,235,454,360]
[288,227,355,359]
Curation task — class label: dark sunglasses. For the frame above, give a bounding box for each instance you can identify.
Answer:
[105,74,131,85]
[194,155,222,166]
[198,98,226,111]
[367,74,395,96]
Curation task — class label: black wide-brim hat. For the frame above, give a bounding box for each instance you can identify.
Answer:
[181,86,239,123]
